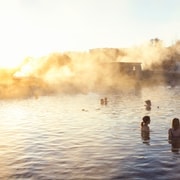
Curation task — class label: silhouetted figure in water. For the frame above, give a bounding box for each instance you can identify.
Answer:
[168,118,180,152]
[145,100,151,111]
[82,109,88,112]
[141,116,151,143]
[100,97,108,105]
[100,98,104,105]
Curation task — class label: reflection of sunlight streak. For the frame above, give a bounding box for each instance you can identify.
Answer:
[0,103,29,177]
[3,105,28,128]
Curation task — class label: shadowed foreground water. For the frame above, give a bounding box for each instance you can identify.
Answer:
[0,85,180,180]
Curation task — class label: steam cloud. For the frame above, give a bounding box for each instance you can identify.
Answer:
[0,40,180,99]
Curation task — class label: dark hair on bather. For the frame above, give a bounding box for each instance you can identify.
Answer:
[141,116,150,127]
[172,118,180,130]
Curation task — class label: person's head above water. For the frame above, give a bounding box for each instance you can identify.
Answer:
[172,118,180,130]
[141,116,150,126]
[145,100,151,106]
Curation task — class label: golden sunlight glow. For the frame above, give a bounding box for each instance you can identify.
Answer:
[0,51,25,69]
[14,61,33,77]
[0,37,54,70]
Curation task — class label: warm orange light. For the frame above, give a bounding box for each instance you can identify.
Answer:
[0,52,24,69]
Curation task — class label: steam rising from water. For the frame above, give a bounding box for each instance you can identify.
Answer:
[0,41,179,99]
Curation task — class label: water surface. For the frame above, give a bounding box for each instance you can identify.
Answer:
[0,85,180,180]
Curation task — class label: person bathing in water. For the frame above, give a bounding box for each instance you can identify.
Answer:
[168,118,180,141]
[145,100,151,111]
[100,97,108,105]
[141,116,151,141]
[168,118,180,152]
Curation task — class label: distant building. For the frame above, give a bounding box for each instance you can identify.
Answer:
[176,62,180,72]
[106,62,142,79]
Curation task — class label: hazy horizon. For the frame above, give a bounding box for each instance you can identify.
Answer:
[0,0,179,99]
[0,0,179,68]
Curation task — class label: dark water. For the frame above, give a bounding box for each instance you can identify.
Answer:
[0,85,180,180]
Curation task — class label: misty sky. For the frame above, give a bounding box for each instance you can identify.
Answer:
[0,0,179,67]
